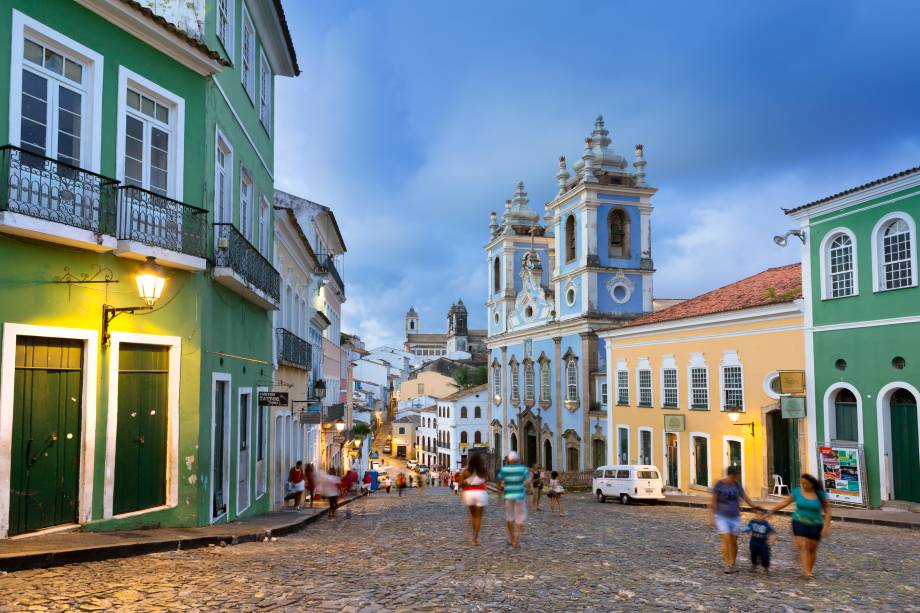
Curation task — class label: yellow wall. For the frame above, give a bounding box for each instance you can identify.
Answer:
[606,311,804,498]
[399,371,456,402]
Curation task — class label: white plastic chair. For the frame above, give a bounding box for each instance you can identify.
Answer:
[772,474,789,496]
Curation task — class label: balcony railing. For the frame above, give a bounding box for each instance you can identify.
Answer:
[117,185,208,259]
[0,145,117,235]
[213,223,280,303]
[276,328,311,370]
[321,254,344,291]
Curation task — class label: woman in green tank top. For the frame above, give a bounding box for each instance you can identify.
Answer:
[770,473,831,580]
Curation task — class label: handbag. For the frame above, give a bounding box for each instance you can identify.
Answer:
[551,480,565,494]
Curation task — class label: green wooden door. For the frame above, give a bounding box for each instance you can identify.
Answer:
[693,436,709,487]
[666,433,678,487]
[769,411,800,488]
[891,402,920,503]
[213,380,227,518]
[10,337,83,535]
[113,344,168,515]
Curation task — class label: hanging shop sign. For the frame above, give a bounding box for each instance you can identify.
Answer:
[258,391,289,406]
[817,443,867,507]
[780,395,806,419]
[299,404,322,424]
[778,371,806,394]
[663,414,685,432]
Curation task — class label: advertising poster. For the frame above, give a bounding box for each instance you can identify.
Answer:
[817,443,867,507]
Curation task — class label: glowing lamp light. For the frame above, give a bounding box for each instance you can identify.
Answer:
[334,419,346,433]
[135,257,166,307]
[727,410,741,423]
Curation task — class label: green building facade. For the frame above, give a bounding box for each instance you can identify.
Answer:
[788,168,920,507]
[0,0,298,538]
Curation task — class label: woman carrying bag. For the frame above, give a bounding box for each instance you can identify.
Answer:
[547,470,565,516]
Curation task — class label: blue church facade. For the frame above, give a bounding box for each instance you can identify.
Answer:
[485,116,657,471]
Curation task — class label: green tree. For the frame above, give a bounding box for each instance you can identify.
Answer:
[451,365,488,391]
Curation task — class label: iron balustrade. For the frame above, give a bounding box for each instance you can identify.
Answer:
[213,223,280,302]
[0,144,117,236]
[276,328,311,369]
[117,185,208,259]
[321,254,344,291]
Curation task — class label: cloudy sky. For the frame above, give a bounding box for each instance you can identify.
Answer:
[274,0,920,348]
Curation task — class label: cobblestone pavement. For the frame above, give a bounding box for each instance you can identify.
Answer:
[1,489,918,612]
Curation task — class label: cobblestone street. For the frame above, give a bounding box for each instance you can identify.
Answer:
[1,489,917,612]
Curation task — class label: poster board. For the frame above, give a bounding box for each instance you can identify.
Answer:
[816,442,867,507]
[663,414,685,432]
[778,371,805,394]
[780,395,806,419]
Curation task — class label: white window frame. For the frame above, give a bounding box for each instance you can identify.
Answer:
[210,372,232,523]
[539,361,551,402]
[523,362,535,403]
[822,383,864,445]
[492,365,502,404]
[871,212,918,292]
[689,431,712,488]
[637,426,653,466]
[239,165,254,243]
[616,424,630,464]
[819,227,859,300]
[719,350,744,412]
[236,387,252,515]
[216,0,234,57]
[103,332,181,520]
[615,359,629,405]
[214,127,234,224]
[687,352,709,410]
[660,355,678,409]
[637,358,652,407]
[722,435,745,484]
[510,361,520,402]
[599,381,608,407]
[259,194,271,255]
[240,3,255,102]
[9,10,104,172]
[115,67,185,200]
[259,49,272,132]
[763,371,783,400]
[565,359,578,402]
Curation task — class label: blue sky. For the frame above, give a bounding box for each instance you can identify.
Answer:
[274,1,920,348]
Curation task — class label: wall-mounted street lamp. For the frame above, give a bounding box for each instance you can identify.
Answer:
[102,257,166,346]
[334,418,346,433]
[726,409,755,436]
[773,229,806,247]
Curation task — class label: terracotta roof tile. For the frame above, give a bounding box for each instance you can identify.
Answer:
[441,383,489,402]
[624,263,802,328]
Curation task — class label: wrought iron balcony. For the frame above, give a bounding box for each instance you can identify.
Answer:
[0,144,117,247]
[213,223,281,310]
[116,185,208,269]
[276,328,311,370]
[321,254,344,292]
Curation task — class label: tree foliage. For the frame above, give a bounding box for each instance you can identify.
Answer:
[451,365,488,391]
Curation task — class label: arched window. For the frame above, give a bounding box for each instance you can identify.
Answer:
[460,406,468,419]
[493,256,501,292]
[881,218,913,290]
[566,360,578,402]
[834,388,858,442]
[461,431,468,445]
[565,214,576,262]
[608,208,630,258]
[540,361,551,401]
[492,364,501,403]
[510,432,518,452]
[474,431,482,444]
[524,362,535,403]
[474,406,481,419]
[827,232,855,298]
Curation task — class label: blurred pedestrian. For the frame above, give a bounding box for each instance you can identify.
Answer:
[742,508,776,573]
[383,474,392,494]
[496,451,530,548]
[460,453,489,546]
[397,472,407,496]
[547,470,565,516]
[417,472,426,496]
[708,465,759,573]
[531,466,544,511]
[284,461,305,509]
[305,463,316,507]
[317,470,341,519]
[452,471,461,495]
[769,473,832,580]
[361,472,372,496]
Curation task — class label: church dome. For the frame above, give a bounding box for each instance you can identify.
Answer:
[406,306,418,317]
[501,181,542,234]
[571,115,629,177]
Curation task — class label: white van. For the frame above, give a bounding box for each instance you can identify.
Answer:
[593,464,665,504]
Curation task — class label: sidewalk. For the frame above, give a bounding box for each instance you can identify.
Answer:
[660,492,920,530]
[0,493,368,573]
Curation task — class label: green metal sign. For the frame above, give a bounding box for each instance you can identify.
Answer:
[781,395,806,419]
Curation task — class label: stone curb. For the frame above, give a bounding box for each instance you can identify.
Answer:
[657,498,920,531]
[0,493,368,573]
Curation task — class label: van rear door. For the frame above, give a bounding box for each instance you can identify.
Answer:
[636,469,660,495]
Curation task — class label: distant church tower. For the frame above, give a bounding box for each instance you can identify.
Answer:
[405,306,419,336]
[446,299,469,353]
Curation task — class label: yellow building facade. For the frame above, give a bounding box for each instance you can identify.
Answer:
[601,265,807,498]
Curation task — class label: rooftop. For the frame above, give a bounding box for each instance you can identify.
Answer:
[785,165,920,215]
[441,383,489,402]
[623,263,802,328]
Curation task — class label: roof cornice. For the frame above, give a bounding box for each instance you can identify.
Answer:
[75,0,226,76]
[787,168,920,221]
[249,0,299,77]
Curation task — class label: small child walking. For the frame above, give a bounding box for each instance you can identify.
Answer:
[743,509,776,572]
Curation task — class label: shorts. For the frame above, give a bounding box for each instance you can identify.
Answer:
[750,541,771,568]
[713,514,742,535]
[792,520,822,541]
[504,499,527,524]
[463,490,488,508]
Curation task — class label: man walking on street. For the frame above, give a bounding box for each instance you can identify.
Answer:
[496,451,531,548]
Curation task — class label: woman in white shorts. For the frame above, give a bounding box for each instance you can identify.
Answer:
[460,453,490,546]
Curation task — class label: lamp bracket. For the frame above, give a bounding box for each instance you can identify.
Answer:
[102,304,152,347]
[55,266,118,300]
